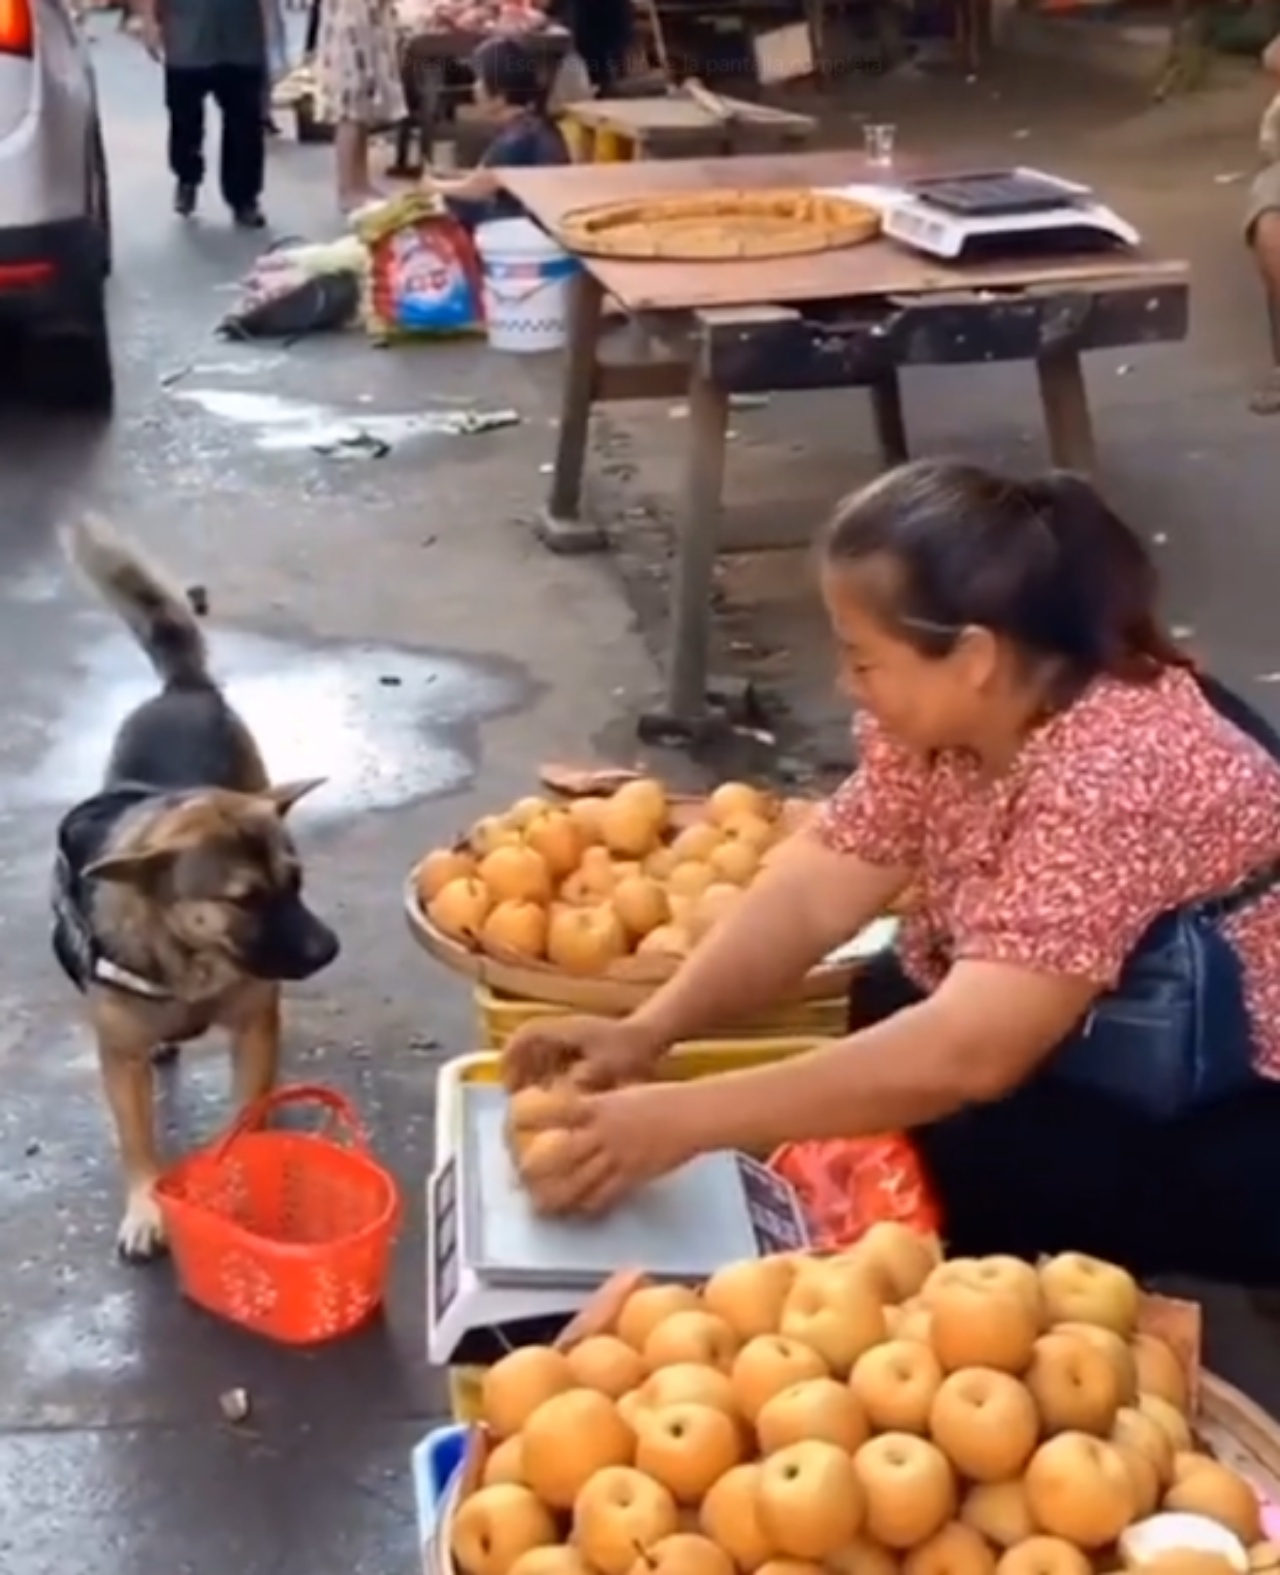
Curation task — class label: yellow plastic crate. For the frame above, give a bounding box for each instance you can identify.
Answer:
[474,983,847,1051]
[437,1035,828,1425]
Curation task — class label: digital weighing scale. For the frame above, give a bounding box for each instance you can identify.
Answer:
[826,168,1139,264]
[427,1082,812,1367]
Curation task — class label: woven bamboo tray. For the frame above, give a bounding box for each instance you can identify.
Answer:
[556,189,882,261]
[1200,1369,1280,1498]
[403,879,857,1014]
[424,1369,1280,1575]
[405,791,862,1013]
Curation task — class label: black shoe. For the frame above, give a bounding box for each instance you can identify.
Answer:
[231,203,266,229]
[174,179,198,217]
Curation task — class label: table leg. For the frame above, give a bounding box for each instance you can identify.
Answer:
[869,371,909,466]
[648,370,730,738]
[537,270,608,555]
[1036,348,1097,473]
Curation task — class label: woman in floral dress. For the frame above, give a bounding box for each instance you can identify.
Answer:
[314,0,406,212]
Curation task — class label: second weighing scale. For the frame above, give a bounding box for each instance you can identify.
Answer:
[427,1082,812,1367]
[880,167,1139,263]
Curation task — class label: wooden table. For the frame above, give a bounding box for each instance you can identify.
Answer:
[560,93,816,163]
[499,152,1191,742]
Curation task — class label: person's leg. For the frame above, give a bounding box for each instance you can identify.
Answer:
[912,1080,1179,1271]
[334,120,375,212]
[211,63,268,224]
[1176,1081,1280,1285]
[848,953,1280,1281]
[165,65,208,215]
[1245,165,1280,412]
[914,1073,1280,1282]
[305,0,322,58]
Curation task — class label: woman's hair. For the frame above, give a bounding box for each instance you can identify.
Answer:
[822,458,1190,687]
[473,36,547,113]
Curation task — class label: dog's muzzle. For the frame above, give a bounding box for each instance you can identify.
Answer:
[243,898,340,982]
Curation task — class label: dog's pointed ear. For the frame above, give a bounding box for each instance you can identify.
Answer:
[261,778,326,817]
[83,848,176,886]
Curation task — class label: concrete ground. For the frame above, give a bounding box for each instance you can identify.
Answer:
[4,22,1280,1575]
[0,23,677,1572]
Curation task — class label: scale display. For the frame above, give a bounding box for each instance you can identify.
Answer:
[909,169,1094,218]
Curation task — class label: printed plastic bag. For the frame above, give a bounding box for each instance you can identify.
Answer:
[769,1133,941,1251]
[219,236,365,340]
[356,193,484,344]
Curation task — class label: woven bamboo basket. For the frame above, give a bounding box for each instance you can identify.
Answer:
[403,791,869,1013]
[404,880,859,1013]
[423,1369,1280,1575]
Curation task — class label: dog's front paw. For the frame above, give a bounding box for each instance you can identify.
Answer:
[116,1186,167,1263]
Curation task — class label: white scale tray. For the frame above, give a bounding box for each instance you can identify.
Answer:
[427,1082,812,1366]
[819,168,1139,263]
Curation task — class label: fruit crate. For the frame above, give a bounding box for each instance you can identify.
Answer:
[434,1036,826,1425]
[474,982,848,1050]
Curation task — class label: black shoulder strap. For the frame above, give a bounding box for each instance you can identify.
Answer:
[1191,674,1280,919]
[1195,672,1280,763]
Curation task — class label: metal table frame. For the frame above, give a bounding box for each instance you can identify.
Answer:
[537,267,1189,741]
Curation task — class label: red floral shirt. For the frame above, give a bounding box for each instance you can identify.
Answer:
[816,669,1280,1076]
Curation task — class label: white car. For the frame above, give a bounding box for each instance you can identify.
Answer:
[0,0,112,409]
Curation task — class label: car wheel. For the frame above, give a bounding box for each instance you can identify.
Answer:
[90,119,112,279]
[31,288,115,414]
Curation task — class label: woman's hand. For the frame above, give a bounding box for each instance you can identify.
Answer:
[501,1014,667,1093]
[516,1082,698,1216]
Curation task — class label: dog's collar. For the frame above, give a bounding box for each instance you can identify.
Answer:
[52,846,174,1002]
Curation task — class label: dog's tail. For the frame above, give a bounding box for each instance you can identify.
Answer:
[62,515,211,689]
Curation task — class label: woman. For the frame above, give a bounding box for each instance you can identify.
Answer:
[503,459,1280,1284]
[314,0,405,212]
[425,36,568,230]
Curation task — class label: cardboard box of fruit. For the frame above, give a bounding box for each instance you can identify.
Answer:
[405,776,882,1013]
[427,1231,1276,1575]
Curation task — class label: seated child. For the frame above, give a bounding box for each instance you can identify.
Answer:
[425,35,570,231]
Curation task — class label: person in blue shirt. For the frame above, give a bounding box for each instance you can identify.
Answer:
[425,36,570,231]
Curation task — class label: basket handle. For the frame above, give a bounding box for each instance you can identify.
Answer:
[210,1082,370,1163]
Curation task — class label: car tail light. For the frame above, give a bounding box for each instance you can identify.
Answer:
[0,0,33,55]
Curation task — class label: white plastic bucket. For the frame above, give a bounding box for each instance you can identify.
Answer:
[475,217,580,354]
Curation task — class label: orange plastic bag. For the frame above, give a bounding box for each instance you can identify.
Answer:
[769,1134,941,1251]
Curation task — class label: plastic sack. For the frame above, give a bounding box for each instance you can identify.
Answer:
[219,236,365,340]
[769,1134,941,1251]
[356,192,484,344]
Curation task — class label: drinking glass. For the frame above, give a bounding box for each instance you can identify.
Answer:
[863,122,897,169]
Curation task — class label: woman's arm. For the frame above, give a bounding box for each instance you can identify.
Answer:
[432,169,502,201]
[661,958,1098,1155]
[627,831,913,1049]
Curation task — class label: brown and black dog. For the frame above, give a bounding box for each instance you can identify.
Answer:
[54,517,339,1262]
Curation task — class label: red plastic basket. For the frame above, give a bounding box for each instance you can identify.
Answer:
[156,1084,401,1346]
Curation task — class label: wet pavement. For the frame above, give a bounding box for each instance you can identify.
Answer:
[0,21,663,1573]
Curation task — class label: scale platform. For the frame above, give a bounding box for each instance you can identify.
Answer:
[427,1082,812,1366]
[825,167,1139,264]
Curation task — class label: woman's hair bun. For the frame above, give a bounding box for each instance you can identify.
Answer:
[823,457,1188,685]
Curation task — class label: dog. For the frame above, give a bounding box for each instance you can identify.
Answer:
[54,517,340,1262]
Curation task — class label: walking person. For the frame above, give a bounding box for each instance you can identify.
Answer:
[314,0,405,214]
[134,0,270,227]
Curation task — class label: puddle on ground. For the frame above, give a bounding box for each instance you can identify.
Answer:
[172,388,519,456]
[5,624,531,821]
